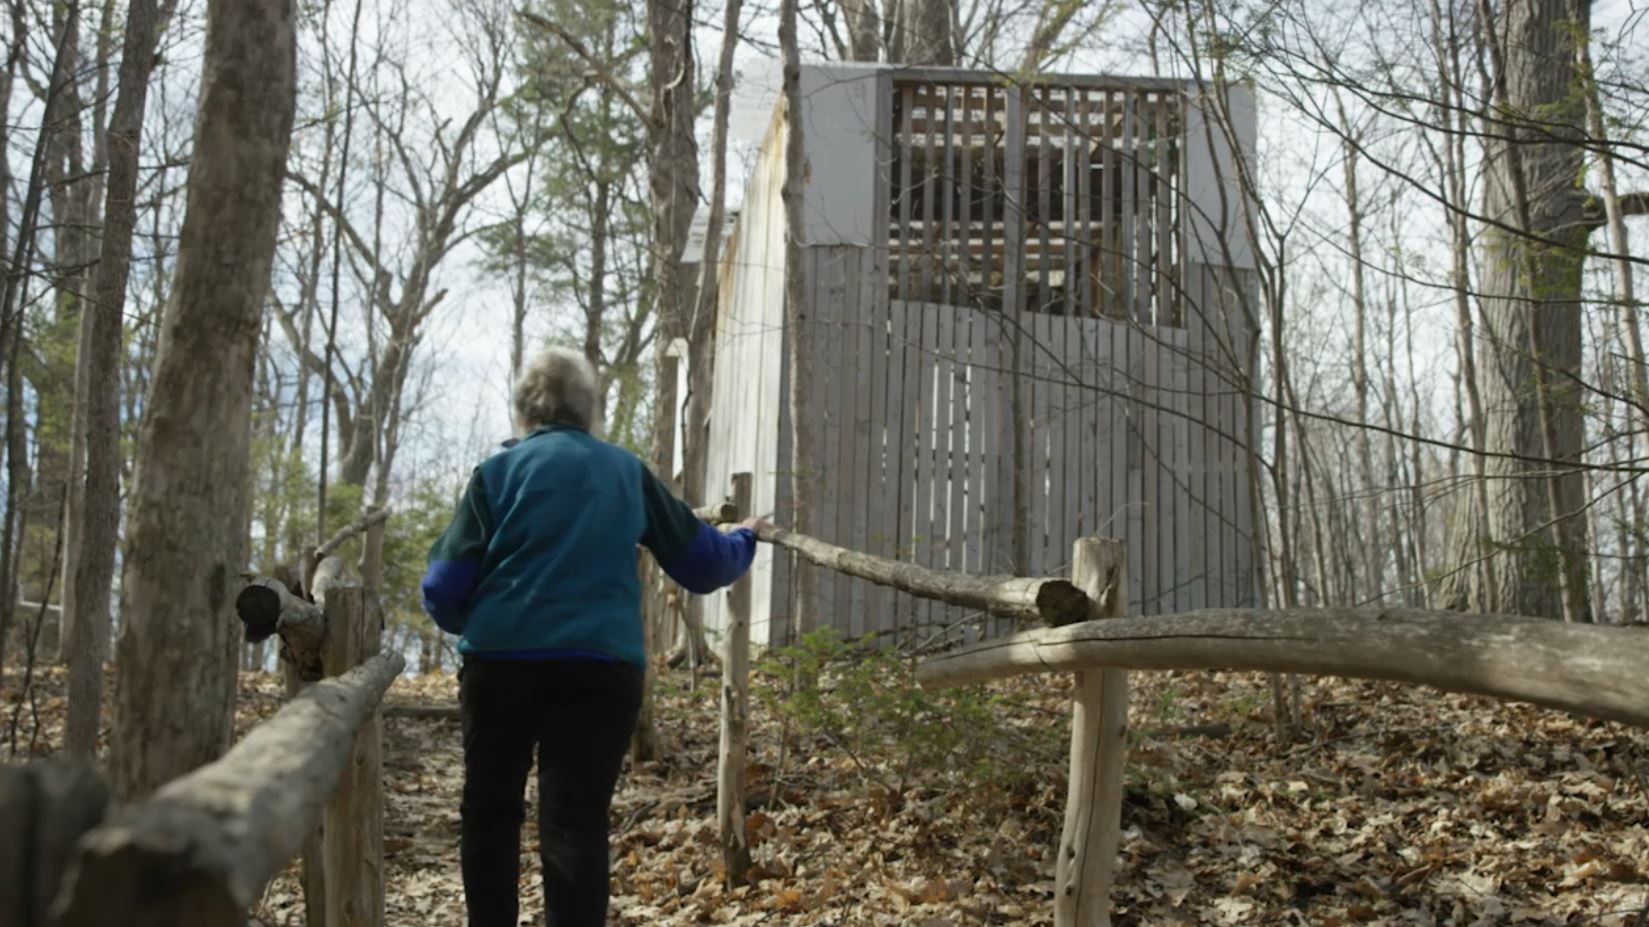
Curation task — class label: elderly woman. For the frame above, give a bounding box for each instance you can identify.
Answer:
[421,347,760,927]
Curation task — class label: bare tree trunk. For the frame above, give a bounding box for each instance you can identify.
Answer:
[840,0,881,60]
[62,0,169,759]
[1441,0,1591,621]
[110,0,297,799]
[896,0,953,64]
[1332,93,1382,603]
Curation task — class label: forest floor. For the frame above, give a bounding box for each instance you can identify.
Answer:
[5,656,1648,926]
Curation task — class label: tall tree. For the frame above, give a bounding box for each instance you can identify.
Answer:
[61,0,174,758]
[1438,0,1649,620]
[111,0,298,798]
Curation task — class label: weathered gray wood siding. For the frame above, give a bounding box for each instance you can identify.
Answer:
[704,66,1258,650]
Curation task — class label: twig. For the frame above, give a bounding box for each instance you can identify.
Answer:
[1288,724,1451,758]
[314,506,390,560]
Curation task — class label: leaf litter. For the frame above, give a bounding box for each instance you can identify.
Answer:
[6,662,1648,926]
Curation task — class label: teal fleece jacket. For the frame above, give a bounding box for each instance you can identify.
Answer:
[419,425,756,665]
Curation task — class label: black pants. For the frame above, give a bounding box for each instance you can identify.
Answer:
[459,658,644,927]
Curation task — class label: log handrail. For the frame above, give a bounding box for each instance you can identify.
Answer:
[917,607,1649,728]
[751,524,1098,626]
[51,650,405,926]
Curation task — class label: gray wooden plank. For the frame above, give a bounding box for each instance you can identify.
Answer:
[834,250,866,639]
[1001,88,1026,578]
[969,306,991,578]
[1037,88,1052,314]
[884,298,912,637]
[897,84,916,304]
[811,249,840,634]
[1141,317,1160,613]
[1064,314,1084,558]
[1078,90,1094,319]
[915,301,940,633]
[919,84,939,301]
[1156,90,1177,327]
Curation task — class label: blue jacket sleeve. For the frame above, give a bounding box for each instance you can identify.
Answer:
[659,524,758,595]
[421,469,493,634]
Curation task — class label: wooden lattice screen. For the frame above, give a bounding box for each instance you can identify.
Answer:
[888,78,1184,326]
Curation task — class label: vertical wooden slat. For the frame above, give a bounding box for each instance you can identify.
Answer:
[939,85,957,307]
[1185,273,1209,611]
[982,87,998,312]
[1156,92,1176,328]
[1217,267,1238,608]
[1117,92,1134,323]
[1141,310,1160,613]
[1063,89,1078,318]
[1035,310,1048,574]
[1037,87,1053,314]
[1100,90,1116,320]
[954,86,975,586]
[885,296,912,637]
[1108,322,1128,609]
[1002,86,1027,576]
[919,84,939,302]
[970,304,992,579]
[1139,90,1155,328]
[834,251,864,638]
[862,71,896,635]
[897,84,916,304]
[918,302,943,633]
[1064,315,1085,565]
[1078,90,1094,319]
[812,250,840,631]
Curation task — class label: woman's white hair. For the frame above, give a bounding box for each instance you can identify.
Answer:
[514,346,601,434]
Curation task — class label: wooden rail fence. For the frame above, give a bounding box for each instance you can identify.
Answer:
[2,570,401,927]
[708,468,1649,927]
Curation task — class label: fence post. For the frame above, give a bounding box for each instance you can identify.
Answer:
[718,472,753,887]
[320,587,385,927]
[1055,537,1128,927]
[284,657,327,927]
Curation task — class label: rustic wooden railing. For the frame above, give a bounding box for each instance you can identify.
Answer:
[1,574,402,927]
[714,485,1649,927]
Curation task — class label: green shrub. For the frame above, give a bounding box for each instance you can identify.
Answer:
[755,628,1063,813]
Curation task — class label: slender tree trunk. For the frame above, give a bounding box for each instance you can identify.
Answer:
[62,0,169,759]
[1333,94,1382,603]
[110,0,297,798]
[780,0,817,643]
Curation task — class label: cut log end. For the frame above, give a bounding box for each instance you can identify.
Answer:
[695,502,740,525]
[235,585,283,643]
[1036,580,1094,627]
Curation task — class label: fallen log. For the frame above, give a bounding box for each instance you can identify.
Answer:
[917,608,1649,729]
[51,650,405,927]
[752,524,1097,626]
